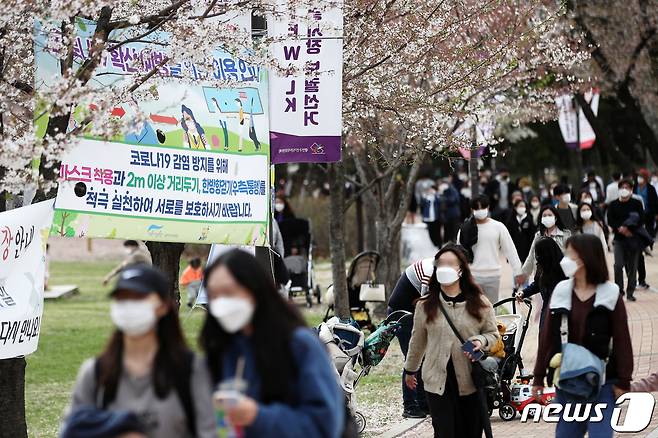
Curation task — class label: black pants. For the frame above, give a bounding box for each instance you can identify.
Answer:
[638,252,646,285]
[425,360,483,438]
[443,219,460,243]
[425,221,443,248]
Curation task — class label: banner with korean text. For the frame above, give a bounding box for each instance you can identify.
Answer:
[0,200,55,359]
[35,19,270,245]
[268,0,343,163]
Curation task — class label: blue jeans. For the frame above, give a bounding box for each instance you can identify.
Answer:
[555,382,615,438]
[391,307,427,410]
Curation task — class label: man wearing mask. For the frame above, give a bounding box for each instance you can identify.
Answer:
[553,184,578,232]
[458,195,524,303]
[635,169,658,290]
[608,180,645,301]
[103,240,152,286]
[485,167,518,218]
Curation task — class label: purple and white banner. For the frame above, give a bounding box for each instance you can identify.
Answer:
[268,0,343,163]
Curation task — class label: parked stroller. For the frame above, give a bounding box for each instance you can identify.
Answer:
[485,296,533,421]
[278,218,321,307]
[317,310,412,434]
[323,251,383,331]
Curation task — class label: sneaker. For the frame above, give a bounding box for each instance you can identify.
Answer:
[638,282,650,290]
[402,407,427,419]
[627,296,637,302]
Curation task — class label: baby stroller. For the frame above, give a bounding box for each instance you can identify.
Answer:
[323,251,383,331]
[485,296,533,421]
[278,218,321,307]
[317,310,412,434]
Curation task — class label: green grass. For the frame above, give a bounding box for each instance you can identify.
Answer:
[25,261,323,437]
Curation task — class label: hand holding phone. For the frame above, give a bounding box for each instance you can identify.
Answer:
[462,340,484,361]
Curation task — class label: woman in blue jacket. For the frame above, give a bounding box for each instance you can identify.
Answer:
[199,249,343,438]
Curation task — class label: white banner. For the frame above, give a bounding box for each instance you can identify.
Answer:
[268,0,343,163]
[0,200,55,359]
[53,138,270,245]
[556,89,599,150]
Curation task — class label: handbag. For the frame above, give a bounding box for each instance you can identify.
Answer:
[436,298,497,389]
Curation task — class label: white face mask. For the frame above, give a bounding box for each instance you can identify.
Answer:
[637,176,645,185]
[274,202,285,213]
[110,300,158,337]
[531,201,540,209]
[541,215,556,229]
[580,210,592,221]
[582,197,592,205]
[125,247,136,255]
[435,267,460,285]
[560,256,580,278]
[473,208,489,220]
[460,188,472,199]
[619,188,631,199]
[209,297,255,333]
[516,207,527,216]
[561,194,571,203]
[589,183,597,190]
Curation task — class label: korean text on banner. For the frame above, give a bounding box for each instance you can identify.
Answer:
[54,139,269,245]
[34,19,271,245]
[0,200,55,359]
[268,0,343,164]
[555,90,600,150]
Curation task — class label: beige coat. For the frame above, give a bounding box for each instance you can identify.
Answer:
[404,294,499,396]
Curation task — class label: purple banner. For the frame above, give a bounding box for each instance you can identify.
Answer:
[270,131,341,164]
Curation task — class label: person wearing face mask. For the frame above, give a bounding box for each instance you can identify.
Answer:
[199,250,344,438]
[441,180,462,243]
[607,179,645,301]
[520,205,571,282]
[405,244,498,438]
[576,203,608,253]
[273,195,295,224]
[67,265,216,438]
[580,171,605,206]
[552,184,578,232]
[420,185,443,248]
[458,196,524,304]
[605,172,623,205]
[484,167,518,218]
[532,234,633,438]
[102,240,152,286]
[634,168,658,291]
[528,195,542,226]
[504,199,536,264]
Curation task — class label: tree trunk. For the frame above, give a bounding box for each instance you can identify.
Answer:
[328,162,350,320]
[0,356,27,437]
[145,241,185,308]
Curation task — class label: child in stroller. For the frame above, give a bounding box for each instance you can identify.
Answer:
[317,311,412,434]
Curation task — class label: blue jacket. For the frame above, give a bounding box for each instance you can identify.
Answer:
[420,193,441,223]
[442,185,461,221]
[220,328,344,438]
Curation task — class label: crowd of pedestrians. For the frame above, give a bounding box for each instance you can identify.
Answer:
[397,166,657,437]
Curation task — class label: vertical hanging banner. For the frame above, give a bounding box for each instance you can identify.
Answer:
[0,200,55,359]
[35,19,270,245]
[555,89,600,150]
[268,0,343,163]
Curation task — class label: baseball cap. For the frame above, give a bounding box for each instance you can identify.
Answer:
[110,264,168,298]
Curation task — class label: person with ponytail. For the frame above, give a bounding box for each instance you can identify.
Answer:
[404,244,498,438]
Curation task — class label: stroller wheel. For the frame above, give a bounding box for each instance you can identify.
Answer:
[355,411,366,434]
[499,404,516,421]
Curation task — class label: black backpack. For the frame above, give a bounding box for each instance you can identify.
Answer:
[94,350,197,437]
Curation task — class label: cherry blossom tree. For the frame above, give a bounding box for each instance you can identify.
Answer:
[329,0,589,295]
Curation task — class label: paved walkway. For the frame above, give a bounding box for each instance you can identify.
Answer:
[399,254,658,437]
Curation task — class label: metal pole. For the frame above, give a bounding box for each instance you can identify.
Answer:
[574,97,583,182]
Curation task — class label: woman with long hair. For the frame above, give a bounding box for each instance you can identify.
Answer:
[181,105,210,150]
[199,250,343,438]
[575,202,608,252]
[505,198,536,264]
[520,205,572,281]
[515,237,567,329]
[532,234,633,437]
[66,265,216,438]
[404,244,498,438]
